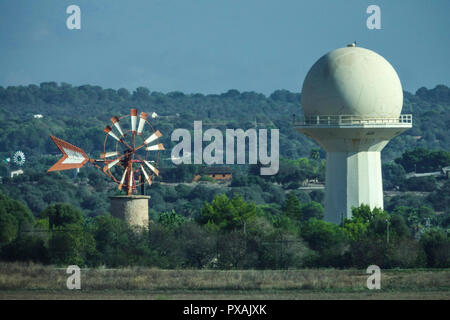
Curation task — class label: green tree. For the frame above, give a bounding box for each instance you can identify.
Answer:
[41,203,84,229]
[301,201,324,221]
[420,228,450,268]
[300,218,348,267]
[283,192,303,221]
[177,222,215,268]
[382,162,406,190]
[0,207,18,245]
[158,210,186,229]
[300,218,346,252]
[1,234,50,264]
[395,148,450,173]
[343,205,388,241]
[0,193,34,246]
[197,194,257,232]
[49,223,84,266]
[403,176,437,192]
[427,180,450,212]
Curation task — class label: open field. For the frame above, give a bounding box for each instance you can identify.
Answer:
[0,263,449,300]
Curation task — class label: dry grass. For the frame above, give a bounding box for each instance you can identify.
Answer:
[0,262,449,299]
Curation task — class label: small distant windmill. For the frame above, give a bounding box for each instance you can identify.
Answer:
[48,109,165,195]
[1,151,26,179]
[13,151,26,166]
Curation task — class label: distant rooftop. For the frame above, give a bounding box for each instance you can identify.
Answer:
[200,166,232,175]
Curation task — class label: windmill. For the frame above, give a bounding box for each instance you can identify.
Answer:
[12,151,26,166]
[48,108,165,196]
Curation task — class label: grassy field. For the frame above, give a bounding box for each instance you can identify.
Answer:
[0,263,449,299]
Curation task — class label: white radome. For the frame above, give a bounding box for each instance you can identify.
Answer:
[301,46,403,118]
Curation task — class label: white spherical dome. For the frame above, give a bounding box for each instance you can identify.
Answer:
[301,46,403,118]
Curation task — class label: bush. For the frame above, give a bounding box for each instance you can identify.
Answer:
[0,234,50,264]
[402,176,437,192]
[420,228,450,268]
[41,203,84,229]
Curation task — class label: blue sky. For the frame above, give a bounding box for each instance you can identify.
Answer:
[0,0,448,95]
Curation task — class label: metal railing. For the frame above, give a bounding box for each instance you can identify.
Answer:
[293,114,412,126]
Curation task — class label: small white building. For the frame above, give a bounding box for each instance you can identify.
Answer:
[33,114,44,119]
[10,169,24,178]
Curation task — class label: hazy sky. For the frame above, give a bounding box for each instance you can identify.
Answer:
[0,0,448,95]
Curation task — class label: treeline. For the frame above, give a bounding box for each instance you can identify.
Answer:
[0,83,449,166]
[0,156,326,218]
[1,148,449,221]
[0,191,448,269]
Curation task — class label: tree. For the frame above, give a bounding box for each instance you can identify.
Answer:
[385,194,423,212]
[402,176,437,192]
[309,190,324,204]
[41,203,84,229]
[391,205,435,230]
[217,230,249,269]
[343,205,388,241]
[1,234,49,264]
[301,201,324,221]
[197,194,257,232]
[93,214,128,266]
[158,210,186,229]
[283,192,303,221]
[300,218,346,252]
[48,223,84,266]
[0,207,18,245]
[420,228,450,268]
[382,162,406,190]
[395,148,450,173]
[177,222,215,268]
[300,218,348,267]
[0,193,34,246]
[427,180,450,212]
[133,87,150,100]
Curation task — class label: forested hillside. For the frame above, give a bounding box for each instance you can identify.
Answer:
[0,83,448,164]
[0,83,449,269]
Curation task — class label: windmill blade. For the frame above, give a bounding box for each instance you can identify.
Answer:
[144,130,162,145]
[130,109,138,133]
[111,116,125,137]
[144,160,159,176]
[146,143,165,151]
[104,125,121,142]
[105,125,133,150]
[118,167,128,190]
[140,164,152,184]
[137,112,148,134]
[47,136,89,172]
[100,151,120,158]
[103,157,121,172]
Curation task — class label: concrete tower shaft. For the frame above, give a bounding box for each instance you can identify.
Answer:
[295,116,411,223]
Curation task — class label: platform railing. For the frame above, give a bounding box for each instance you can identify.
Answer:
[293,114,412,126]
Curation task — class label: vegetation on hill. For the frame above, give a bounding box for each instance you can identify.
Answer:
[0,83,448,164]
[0,83,449,269]
[0,190,449,269]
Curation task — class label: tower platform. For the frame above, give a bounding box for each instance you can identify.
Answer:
[295,114,412,223]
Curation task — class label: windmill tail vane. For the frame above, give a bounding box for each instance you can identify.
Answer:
[47,108,164,195]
